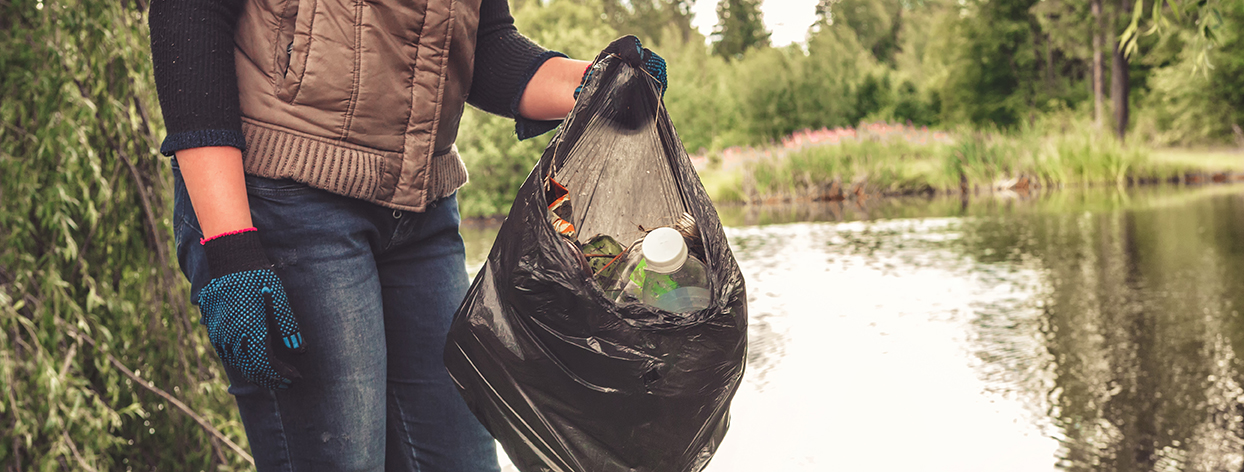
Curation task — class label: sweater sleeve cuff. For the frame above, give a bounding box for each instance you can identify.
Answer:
[511,50,569,140]
[160,129,247,157]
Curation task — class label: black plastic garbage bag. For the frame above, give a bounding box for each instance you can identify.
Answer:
[444,55,748,472]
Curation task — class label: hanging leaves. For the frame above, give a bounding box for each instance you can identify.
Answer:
[0,0,248,469]
[1119,0,1222,73]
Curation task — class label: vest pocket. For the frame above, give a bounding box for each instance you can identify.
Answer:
[275,0,315,103]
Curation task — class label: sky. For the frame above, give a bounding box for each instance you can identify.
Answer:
[690,0,821,47]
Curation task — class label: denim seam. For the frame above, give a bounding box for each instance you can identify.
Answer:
[271,392,295,472]
[179,216,203,241]
[173,183,203,243]
[390,389,422,472]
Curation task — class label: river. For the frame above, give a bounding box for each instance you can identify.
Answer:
[461,184,1244,471]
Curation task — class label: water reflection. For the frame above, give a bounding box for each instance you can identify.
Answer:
[956,189,1244,470]
[469,185,1244,471]
[714,219,1056,470]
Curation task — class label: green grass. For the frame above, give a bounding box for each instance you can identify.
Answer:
[1149,147,1244,172]
[698,130,1243,204]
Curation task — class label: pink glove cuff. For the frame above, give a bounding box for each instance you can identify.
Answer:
[201,227,257,245]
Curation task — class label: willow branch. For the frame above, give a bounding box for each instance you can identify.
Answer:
[75,159,125,262]
[62,323,254,466]
[58,339,79,379]
[70,78,169,272]
[62,431,98,472]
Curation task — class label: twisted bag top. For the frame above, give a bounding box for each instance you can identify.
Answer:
[445,56,748,472]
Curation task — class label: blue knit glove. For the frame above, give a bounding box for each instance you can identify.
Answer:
[576,35,667,99]
[198,228,304,390]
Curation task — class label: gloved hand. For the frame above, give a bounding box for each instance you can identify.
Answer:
[198,228,305,389]
[576,35,667,99]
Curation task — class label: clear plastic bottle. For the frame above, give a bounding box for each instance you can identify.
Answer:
[613,227,711,313]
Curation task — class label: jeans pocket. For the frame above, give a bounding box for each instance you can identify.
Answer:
[171,162,202,249]
[170,161,210,304]
[244,174,315,200]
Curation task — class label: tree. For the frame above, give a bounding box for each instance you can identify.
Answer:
[1112,0,1132,139]
[1092,0,1105,127]
[1208,0,1244,136]
[820,0,905,64]
[600,0,697,45]
[1120,0,1224,71]
[1,0,249,469]
[1030,0,1096,108]
[710,0,770,60]
[935,0,1044,127]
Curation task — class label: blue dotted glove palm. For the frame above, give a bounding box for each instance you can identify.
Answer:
[198,228,305,390]
[576,35,667,99]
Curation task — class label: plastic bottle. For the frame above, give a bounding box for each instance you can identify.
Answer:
[613,227,711,313]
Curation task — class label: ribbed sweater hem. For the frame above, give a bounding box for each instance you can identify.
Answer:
[239,120,468,212]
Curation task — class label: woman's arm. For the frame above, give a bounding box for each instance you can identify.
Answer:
[467,0,588,138]
[149,0,252,236]
[176,146,254,238]
[468,0,666,138]
[516,57,590,121]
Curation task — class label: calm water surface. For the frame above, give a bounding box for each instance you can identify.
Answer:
[463,185,1244,471]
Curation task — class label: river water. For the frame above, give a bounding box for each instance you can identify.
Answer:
[462,184,1244,471]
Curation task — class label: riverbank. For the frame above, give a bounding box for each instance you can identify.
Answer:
[693,124,1244,204]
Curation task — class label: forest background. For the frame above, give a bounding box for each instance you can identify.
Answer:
[1,0,1241,470]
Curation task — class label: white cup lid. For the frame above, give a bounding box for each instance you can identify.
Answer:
[642,227,687,274]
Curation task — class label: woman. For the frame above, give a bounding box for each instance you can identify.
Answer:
[148,0,665,469]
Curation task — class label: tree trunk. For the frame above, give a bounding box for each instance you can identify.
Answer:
[1111,0,1131,140]
[1045,32,1054,89]
[1092,0,1104,128]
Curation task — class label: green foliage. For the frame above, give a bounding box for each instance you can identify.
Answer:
[700,116,1177,204]
[1134,1,1244,146]
[1133,34,1233,145]
[455,109,550,218]
[1,0,247,470]
[0,0,1236,469]
[457,0,1244,218]
[710,0,770,60]
[933,0,1043,127]
[456,0,619,218]
[945,119,1147,188]
[1031,0,1089,55]
[854,73,894,122]
[827,0,904,64]
[745,138,946,200]
[734,46,828,141]
[1208,0,1244,132]
[660,31,751,152]
[800,27,876,127]
[890,80,937,126]
[512,0,622,59]
[600,0,697,46]
[1119,0,1224,71]
[677,24,887,146]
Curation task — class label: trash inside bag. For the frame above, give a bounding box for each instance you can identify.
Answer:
[444,55,748,472]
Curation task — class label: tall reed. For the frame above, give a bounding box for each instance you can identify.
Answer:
[700,123,1197,204]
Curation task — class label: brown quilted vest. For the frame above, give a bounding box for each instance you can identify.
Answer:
[233,0,481,212]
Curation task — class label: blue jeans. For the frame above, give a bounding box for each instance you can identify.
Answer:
[173,163,499,472]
